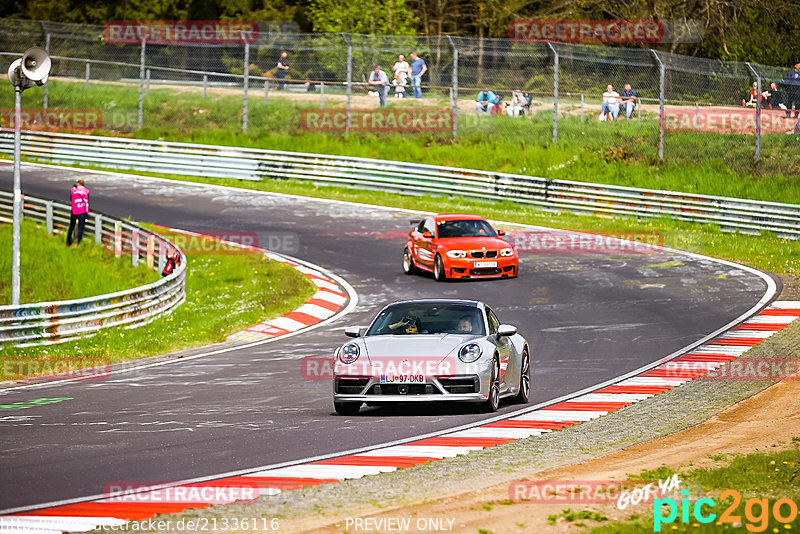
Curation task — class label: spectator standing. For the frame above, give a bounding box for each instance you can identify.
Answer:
[66,179,89,247]
[392,54,410,85]
[275,51,289,90]
[619,83,637,119]
[368,65,390,107]
[409,52,428,99]
[476,87,497,116]
[782,62,800,118]
[599,84,620,121]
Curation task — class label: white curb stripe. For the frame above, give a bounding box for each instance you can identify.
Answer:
[446,428,547,439]
[570,393,654,403]
[293,304,336,320]
[618,377,690,386]
[512,410,608,421]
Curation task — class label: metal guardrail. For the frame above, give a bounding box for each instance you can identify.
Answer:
[0,190,186,346]
[1,131,798,239]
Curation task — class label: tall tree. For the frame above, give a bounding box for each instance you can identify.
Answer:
[307,0,417,34]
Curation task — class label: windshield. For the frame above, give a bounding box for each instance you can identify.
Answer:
[436,219,497,238]
[366,303,485,336]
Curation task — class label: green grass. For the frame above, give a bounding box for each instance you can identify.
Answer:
[3,79,799,204]
[0,221,317,378]
[589,444,800,533]
[0,219,161,303]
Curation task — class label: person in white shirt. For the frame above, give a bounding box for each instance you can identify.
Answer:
[507,90,528,117]
[599,84,620,121]
[392,54,410,85]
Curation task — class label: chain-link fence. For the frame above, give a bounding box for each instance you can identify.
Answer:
[1,18,798,175]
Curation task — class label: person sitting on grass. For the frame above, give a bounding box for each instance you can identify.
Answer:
[599,84,620,121]
[476,87,497,116]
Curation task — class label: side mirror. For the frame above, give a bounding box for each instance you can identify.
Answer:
[422,231,433,239]
[344,326,363,338]
[496,229,506,236]
[497,324,517,338]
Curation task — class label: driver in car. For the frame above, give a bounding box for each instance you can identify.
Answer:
[456,316,474,333]
[389,315,421,334]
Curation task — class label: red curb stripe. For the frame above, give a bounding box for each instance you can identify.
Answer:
[760,308,800,316]
[675,354,739,362]
[312,456,440,468]
[233,476,340,489]
[485,420,579,429]
[316,287,347,298]
[410,437,516,447]
[641,368,709,378]
[18,502,199,519]
[245,324,291,336]
[735,324,785,331]
[307,298,342,312]
[283,312,321,326]
[712,338,763,346]
[545,402,630,411]
[595,385,673,394]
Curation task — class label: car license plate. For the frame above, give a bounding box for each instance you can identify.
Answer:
[380,374,425,384]
[474,261,497,268]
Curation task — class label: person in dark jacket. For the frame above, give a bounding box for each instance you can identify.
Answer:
[764,82,787,110]
[783,62,800,118]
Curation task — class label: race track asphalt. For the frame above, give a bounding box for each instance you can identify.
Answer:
[0,163,774,511]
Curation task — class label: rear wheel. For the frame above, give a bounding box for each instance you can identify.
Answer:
[334,402,361,416]
[484,356,501,412]
[434,254,446,282]
[402,248,416,274]
[514,348,530,404]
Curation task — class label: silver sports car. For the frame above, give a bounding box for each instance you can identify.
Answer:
[332,299,530,415]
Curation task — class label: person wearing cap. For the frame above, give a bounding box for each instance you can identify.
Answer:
[368,65,390,107]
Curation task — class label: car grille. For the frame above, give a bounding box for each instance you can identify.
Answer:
[366,384,438,395]
[439,376,480,394]
[469,250,498,258]
[335,378,370,394]
[469,268,502,276]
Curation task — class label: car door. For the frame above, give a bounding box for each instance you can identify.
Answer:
[412,217,437,270]
[487,307,512,390]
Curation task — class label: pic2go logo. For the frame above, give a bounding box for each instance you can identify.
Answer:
[655,489,799,532]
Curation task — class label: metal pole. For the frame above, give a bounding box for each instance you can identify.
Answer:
[243,42,249,133]
[547,42,558,144]
[264,80,269,104]
[85,63,90,89]
[11,85,22,305]
[342,34,352,135]
[448,35,459,140]
[43,32,50,111]
[695,103,699,129]
[320,82,324,109]
[146,68,151,95]
[745,62,761,165]
[651,49,665,160]
[203,74,208,99]
[138,39,146,130]
[95,214,102,245]
[580,94,584,122]
[45,201,53,234]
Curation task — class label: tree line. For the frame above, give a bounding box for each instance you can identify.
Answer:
[1,0,797,67]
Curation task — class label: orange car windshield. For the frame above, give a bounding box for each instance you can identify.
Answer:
[437,220,496,238]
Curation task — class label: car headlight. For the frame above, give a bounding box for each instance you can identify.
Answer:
[458,343,482,363]
[446,250,467,258]
[500,248,514,257]
[338,343,360,364]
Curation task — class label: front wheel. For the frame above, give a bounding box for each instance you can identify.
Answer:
[434,254,447,282]
[484,356,501,412]
[334,402,361,416]
[402,248,416,275]
[513,348,530,404]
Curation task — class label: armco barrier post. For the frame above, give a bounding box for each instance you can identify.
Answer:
[146,68,151,95]
[243,42,249,134]
[203,74,208,99]
[94,214,102,245]
[158,239,166,272]
[45,201,53,234]
[146,234,154,269]
[85,63,90,89]
[43,30,50,111]
[264,80,269,104]
[114,221,122,257]
[320,82,324,109]
[131,229,139,267]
